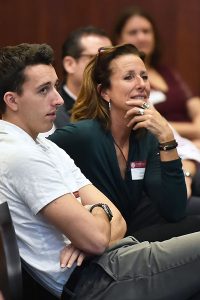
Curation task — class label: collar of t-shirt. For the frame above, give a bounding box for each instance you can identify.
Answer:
[63,85,77,101]
[0,120,49,150]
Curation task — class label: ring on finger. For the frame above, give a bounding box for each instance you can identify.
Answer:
[138,108,145,115]
[141,102,150,109]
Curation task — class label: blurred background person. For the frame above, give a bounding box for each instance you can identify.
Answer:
[55,25,112,128]
[113,6,200,149]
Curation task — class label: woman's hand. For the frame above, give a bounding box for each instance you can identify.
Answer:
[60,243,87,268]
[125,99,174,143]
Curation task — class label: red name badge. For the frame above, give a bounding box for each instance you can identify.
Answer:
[131,161,146,180]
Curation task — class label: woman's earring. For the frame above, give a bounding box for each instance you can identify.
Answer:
[109,101,111,110]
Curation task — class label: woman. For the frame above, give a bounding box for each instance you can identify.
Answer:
[113,6,200,148]
[49,43,200,241]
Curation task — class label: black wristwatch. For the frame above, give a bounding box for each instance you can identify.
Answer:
[89,203,113,222]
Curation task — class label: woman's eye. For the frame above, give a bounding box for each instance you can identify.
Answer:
[142,75,148,81]
[124,75,133,80]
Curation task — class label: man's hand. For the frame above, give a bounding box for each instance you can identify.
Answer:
[60,243,87,268]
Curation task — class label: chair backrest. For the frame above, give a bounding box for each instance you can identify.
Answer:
[0,202,23,300]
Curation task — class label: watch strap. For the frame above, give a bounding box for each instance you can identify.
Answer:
[159,140,178,151]
[89,203,113,222]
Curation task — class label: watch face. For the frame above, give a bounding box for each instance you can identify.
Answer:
[102,204,113,221]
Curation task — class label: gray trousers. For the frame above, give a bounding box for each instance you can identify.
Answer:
[63,233,200,300]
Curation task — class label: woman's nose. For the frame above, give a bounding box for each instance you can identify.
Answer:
[135,75,145,88]
[137,30,147,41]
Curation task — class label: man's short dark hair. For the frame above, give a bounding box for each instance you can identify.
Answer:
[0,43,54,114]
[62,25,109,59]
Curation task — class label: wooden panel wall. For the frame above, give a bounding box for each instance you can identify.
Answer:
[1,0,200,94]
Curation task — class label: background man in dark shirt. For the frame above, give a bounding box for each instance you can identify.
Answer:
[55,26,112,127]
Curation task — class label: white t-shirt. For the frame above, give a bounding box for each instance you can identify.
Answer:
[0,120,91,297]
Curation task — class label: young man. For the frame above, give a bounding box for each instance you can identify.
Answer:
[0,43,125,298]
[55,26,112,127]
[1,43,200,300]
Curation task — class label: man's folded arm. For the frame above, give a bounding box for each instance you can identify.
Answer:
[79,184,127,245]
[41,191,111,255]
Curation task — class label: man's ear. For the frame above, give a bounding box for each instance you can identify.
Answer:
[63,56,77,74]
[3,92,18,111]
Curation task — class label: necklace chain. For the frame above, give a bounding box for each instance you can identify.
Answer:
[113,140,128,165]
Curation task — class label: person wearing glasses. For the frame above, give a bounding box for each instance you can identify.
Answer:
[55,26,112,128]
[2,42,200,300]
[49,43,200,243]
